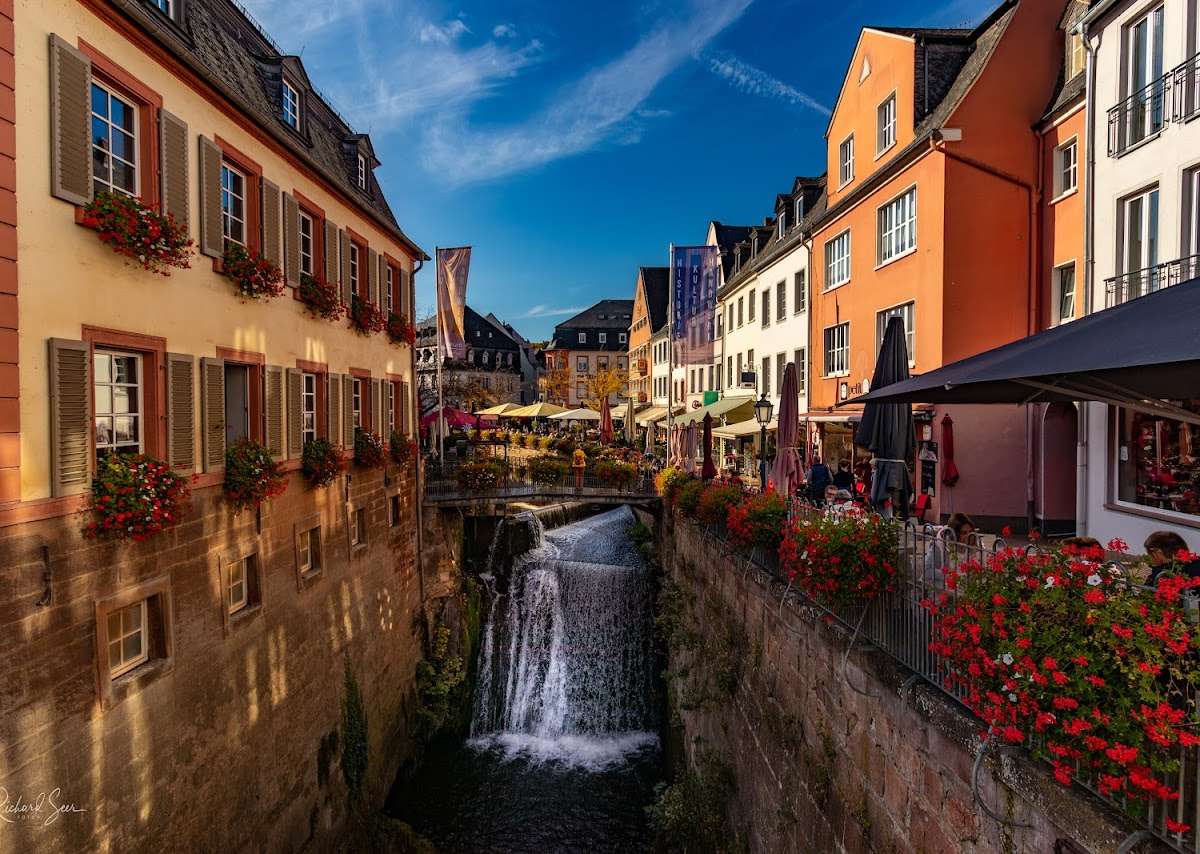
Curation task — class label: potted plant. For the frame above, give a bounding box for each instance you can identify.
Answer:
[80,191,193,275]
[223,438,288,510]
[455,459,507,491]
[223,243,286,301]
[388,430,417,466]
[726,490,788,553]
[386,313,417,346]
[349,295,387,335]
[85,453,191,541]
[301,437,345,487]
[299,272,345,321]
[779,510,899,610]
[354,428,387,468]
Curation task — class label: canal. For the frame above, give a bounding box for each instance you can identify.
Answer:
[387,506,665,853]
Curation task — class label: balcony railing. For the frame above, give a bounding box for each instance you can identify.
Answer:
[1108,70,1173,156]
[1105,255,1200,308]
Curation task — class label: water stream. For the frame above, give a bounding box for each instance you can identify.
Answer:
[389,506,663,853]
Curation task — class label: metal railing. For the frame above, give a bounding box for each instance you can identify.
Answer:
[424,457,659,502]
[695,503,1200,852]
[1173,52,1200,124]
[1105,254,1200,308]
[1108,71,1173,156]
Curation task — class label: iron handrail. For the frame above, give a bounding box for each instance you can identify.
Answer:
[1108,70,1173,157]
[1171,51,1200,124]
[1104,255,1200,308]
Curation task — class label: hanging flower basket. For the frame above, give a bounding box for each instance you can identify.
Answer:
[349,295,387,336]
[779,510,899,610]
[80,191,193,276]
[223,438,288,510]
[725,490,788,553]
[301,437,345,487]
[223,243,286,301]
[299,273,345,321]
[388,431,417,466]
[354,428,387,469]
[386,313,417,346]
[85,453,191,541]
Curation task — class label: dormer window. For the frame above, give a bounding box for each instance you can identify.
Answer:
[281,79,300,129]
[356,154,367,190]
[777,213,786,238]
[734,247,742,271]
[795,197,805,226]
[149,0,172,16]
[752,236,759,256]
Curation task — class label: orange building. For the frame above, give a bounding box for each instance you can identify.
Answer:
[809,0,1068,528]
[628,267,668,405]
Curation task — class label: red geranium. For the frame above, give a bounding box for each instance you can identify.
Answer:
[387,313,417,346]
[299,273,345,321]
[725,490,788,552]
[85,453,191,541]
[223,438,288,510]
[349,295,387,335]
[779,507,899,610]
[223,243,285,301]
[80,191,193,275]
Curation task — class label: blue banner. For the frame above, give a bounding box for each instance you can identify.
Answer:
[672,245,719,367]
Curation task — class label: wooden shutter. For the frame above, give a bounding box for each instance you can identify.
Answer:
[367,248,379,307]
[327,373,341,447]
[261,178,282,266]
[284,368,302,459]
[200,357,225,472]
[339,230,351,305]
[378,254,389,311]
[400,380,410,436]
[323,219,338,285]
[282,192,300,288]
[47,338,91,496]
[371,378,383,435]
[264,365,284,461]
[198,137,223,258]
[166,353,195,472]
[48,35,92,205]
[400,269,411,321]
[342,374,354,445]
[384,381,394,437]
[159,109,189,229]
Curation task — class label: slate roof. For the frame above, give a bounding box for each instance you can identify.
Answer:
[548,300,635,352]
[639,267,670,333]
[1041,69,1085,124]
[711,222,756,280]
[111,0,426,259]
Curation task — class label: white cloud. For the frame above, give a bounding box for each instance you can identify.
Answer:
[420,17,470,45]
[636,107,673,119]
[703,52,829,115]
[492,23,517,39]
[521,304,588,319]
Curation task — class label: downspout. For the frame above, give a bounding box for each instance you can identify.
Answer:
[1077,21,1101,538]
[1029,123,1046,535]
[410,254,428,627]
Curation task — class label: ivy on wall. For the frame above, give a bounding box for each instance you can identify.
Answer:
[342,658,369,797]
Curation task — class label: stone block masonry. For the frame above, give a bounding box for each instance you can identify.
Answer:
[0,466,427,854]
[660,512,1171,854]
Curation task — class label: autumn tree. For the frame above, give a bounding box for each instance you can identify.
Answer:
[540,366,572,405]
[585,367,626,411]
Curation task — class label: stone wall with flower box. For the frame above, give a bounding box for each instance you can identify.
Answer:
[659,511,1169,854]
[0,465,426,854]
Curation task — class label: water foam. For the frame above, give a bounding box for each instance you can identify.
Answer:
[466,731,660,770]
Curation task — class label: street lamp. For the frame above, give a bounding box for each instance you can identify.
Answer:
[754,393,774,491]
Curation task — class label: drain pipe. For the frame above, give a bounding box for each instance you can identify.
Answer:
[411,253,428,630]
[1077,21,1102,537]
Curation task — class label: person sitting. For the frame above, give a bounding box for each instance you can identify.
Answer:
[822,484,839,506]
[833,459,855,491]
[1144,530,1200,585]
[946,512,976,544]
[807,459,832,502]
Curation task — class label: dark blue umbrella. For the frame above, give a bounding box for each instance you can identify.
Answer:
[855,316,915,516]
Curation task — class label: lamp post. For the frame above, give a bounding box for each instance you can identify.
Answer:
[755,393,774,492]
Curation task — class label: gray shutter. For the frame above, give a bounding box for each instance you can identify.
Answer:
[327,373,341,447]
[400,380,410,436]
[200,357,225,472]
[159,109,189,229]
[282,192,300,288]
[339,230,351,305]
[378,253,389,312]
[285,368,302,459]
[166,353,195,472]
[198,137,223,258]
[342,374,354,445]
[323,219,338,285]
[367,248,379,307]
[264,365,284,461]
[47,338,91,496]
[48,35,92,205]
[371,378,382,436]
[261,178,281,266]
[400,269,411,321]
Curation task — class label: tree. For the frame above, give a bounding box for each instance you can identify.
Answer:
[540,366,571,405]
[585,367,626,411]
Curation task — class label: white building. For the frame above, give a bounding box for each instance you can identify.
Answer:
[651,325,671,407]
[1080,0,1200,547]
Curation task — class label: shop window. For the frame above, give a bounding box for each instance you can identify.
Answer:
[1117,403,1200,517]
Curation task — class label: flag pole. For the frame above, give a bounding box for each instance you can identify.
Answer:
[666,242,674,467]
[434,246,445,460]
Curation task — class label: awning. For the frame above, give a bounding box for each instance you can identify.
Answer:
[800,412,863,424]
[638,405,686,426]
[675,395,756,427]
[549,407,601,422]
[504,401,568,418]
[849,278,1200,426]
[713,418,776,440]
[477,402,521,416]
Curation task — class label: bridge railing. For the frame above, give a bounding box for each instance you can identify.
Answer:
[424,457,660,501]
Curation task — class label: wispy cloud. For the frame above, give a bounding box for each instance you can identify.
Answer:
[492,23,517,39]
[521,304,588,319]
[703,51,829,115]
[420,17,470,45]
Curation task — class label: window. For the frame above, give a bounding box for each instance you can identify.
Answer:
[352,378,363,428]
[1186,166,1200,257]
[599,332,607,344]
[778,213,786,238]
[385,266,394,314]
[1123,5,1166,147]
[390,494,402,527]
[761,290,770,328]
[1054,263,1076,325]
[576,382,587,400]
[106,600,147,678]
[349,506,367,548]
[794,348,807,392]
[297,525,322,576]
[737,297,744,327]
[877,93,896,154]
[619,332,627,343]
[1119,186,1160,291]
[598,355,609,371]
[91,82,138,198]
[1117,401,1200,517]
[747,349,754,378]
[876,302,916,365]
[220,163,246,246]
[795,197,805,225]
[298,211,314,276]
[149,0,171,15]
[94,350,142,457]
[748,292,756,323]
[736,353,743,383]
[357,153,367,190]
[825,230,851,289]
[727,356,733,387]
[385,381,396,435]
[282,79,300,129]
[794,269,807,313]
[776,280,786,319]
[1054,139,1078,198]
[824,323,849,377]
[1067,31,1085,79]
[877,188,917,264]
[349,243,360,296]
[776,353,786,395]
[578,332,587,343]
[839,135,854,186]
[227,556,251,614]
[761,356,771,397]
[224,364,251,444]
[577,356,589,373]
[301,372,317,444]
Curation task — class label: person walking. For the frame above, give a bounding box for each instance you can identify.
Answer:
[833,459,855,492]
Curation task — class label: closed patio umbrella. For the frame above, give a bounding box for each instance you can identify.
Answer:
[684,421,698,475]
[941,414,961,487]
[599,396,614,444]
[645,418,656,456]
[855,316,915,516]
[701,414,717,481]
[625,398,636,444]
[772,362,802,497]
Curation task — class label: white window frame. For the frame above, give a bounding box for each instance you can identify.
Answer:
[150,0,171,16]
[619,332,627,343]
[794,348,807,393]
[875,301,916,367]
[357,153,367,190]
[578,332,586,343]
[1186,166,1200,257]
[839,134,855,187]
[1052,138,1078,200]
[298,211,314,277]
[794,197,804,226]
[824,229,851,290]
[823,322,850,378]
[876,186,917,267]
[220,162,247,246]
[1067,31,1085,79]
[298,526,320,576]
[1123,5,1167,148]
[1119,185,1160,276]
[94,349,144,456]
[598,332,607,344]
[349,507,366,547]
[301,372,317,444]
[1053,262,1077,325]
[349,243,360,295]
[352,378,363,429]
[385,265,394,314]
[876,92,897,156]
[106,599,148,678]
[227,556,249,614]
[281,78,300,129]
[777,213,786,238]
[90,81,139,199]
[794,269,807,314]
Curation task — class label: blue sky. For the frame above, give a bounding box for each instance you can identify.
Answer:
[244,0,997,341]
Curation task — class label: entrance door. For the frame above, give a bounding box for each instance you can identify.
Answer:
[224,364,250,445]
[1039,404,1079,536]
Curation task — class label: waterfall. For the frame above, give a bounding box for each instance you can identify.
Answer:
[470,506,658,767]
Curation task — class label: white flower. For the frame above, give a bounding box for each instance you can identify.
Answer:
[1045,577,1055,588]
[1008,693,1018,702]
[1001,653,1014,665]
[1086,574,1102,587]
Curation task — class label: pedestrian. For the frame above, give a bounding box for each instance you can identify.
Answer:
[1143,530,1200,585]
[946,512,976,544]
[833,459,855,491]
[807,458,832,502]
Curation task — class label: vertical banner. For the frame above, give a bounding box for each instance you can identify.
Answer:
[436,247,471,360]
[671,245,719,370]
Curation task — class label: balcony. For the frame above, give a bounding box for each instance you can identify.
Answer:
[1104,254,1200,308]
[1107,71,1172,157]
[1173,51,1200,123]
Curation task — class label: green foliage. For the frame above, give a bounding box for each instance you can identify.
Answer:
[654,578,696,651]
[301,437,345,487]
[455,458,508,491]
[647,751,738,853]
[725,491,788,552]
[675,479,706,515]
[354,427,387,468]
[528,456,569,485]
[223,437,288,511]
[695,483,744,527]
[341,658,369,797]
[414,625,467,740]
[592,459,637,489]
